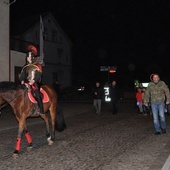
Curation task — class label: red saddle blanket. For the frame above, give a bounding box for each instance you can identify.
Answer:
[28,88,49,103]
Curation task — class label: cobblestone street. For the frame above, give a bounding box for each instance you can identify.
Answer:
[0,101,170,170]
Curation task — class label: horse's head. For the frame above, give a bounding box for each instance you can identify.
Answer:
[0,81,25,104]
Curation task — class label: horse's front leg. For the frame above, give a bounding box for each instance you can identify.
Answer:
[13,120,26,158]
[24,128,33,151]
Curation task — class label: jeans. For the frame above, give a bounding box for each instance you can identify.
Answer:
[93,99,102,114]
[138,102,143,113]
[151,102,166,132]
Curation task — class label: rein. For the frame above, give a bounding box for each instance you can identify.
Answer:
[0,89,26,114]
[0,101,8,109]
[7,90,26,104]
[0,101,8,115]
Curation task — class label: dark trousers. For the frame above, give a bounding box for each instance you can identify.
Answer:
[31,82,44,114]
[112,101,118,114]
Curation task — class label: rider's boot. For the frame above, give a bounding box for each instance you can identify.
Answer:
[33,89,44,115]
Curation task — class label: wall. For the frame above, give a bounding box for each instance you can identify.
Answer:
[0,0,9,81]
[10,50,26,82]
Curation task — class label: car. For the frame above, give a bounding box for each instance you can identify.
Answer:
[75,81,91,92]
[76,85,85,91]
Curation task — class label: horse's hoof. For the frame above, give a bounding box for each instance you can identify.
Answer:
[48,140,54,146]
[13,150,19,158]
[27,146,33,152]
[12,153,19,158]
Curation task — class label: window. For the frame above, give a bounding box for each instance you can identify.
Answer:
[43,27,48,40]
[57,48,63,63]
[52,30,57,42]
[48,18,51,24]
[60,36,62,43]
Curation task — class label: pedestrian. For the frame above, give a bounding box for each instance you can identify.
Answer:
[135,88,143,114]
[110,80,118,115]
[143,74,170,135]
[93,82,103,115]
[20,45,44,115]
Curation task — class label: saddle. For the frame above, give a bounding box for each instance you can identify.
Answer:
[28,88,49,103]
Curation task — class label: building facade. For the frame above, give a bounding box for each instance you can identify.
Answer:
[11,13,73,89]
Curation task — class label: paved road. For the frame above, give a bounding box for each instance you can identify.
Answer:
[0,101,170,170]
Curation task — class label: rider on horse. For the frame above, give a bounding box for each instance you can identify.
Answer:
[20,45,44,115]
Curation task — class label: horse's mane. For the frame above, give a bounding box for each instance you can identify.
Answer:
[0,81,25,93]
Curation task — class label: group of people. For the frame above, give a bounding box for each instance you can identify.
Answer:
[93,80,118,115]
[136,74,170,135]
[93,73,170,136]
[20,45,170,136]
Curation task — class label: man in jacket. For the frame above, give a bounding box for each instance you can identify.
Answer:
[144,74,170,135]
[93,82,103,115]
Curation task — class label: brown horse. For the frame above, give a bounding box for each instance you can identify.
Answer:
[0,81,66,157]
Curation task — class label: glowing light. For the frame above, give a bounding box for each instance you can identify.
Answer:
[109,69,116,73]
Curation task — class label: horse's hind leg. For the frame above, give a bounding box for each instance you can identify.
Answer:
[48,107,57,144]
[50,110,56,141]
[43,115,53,145]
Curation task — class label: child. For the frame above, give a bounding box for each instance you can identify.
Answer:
[136,88,143,114]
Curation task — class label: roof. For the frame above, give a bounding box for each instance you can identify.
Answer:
[11,12,72,45]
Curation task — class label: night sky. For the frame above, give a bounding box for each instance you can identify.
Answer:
[10,0,170,89]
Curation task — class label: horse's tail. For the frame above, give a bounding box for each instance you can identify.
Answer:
[55,105,66,132]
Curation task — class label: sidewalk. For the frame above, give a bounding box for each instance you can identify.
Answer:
[162,155,170,170]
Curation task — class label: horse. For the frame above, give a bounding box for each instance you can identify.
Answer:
[0,81,66,158]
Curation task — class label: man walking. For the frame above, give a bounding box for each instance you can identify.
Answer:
[144,74,170,135]
[93,82,103,115]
